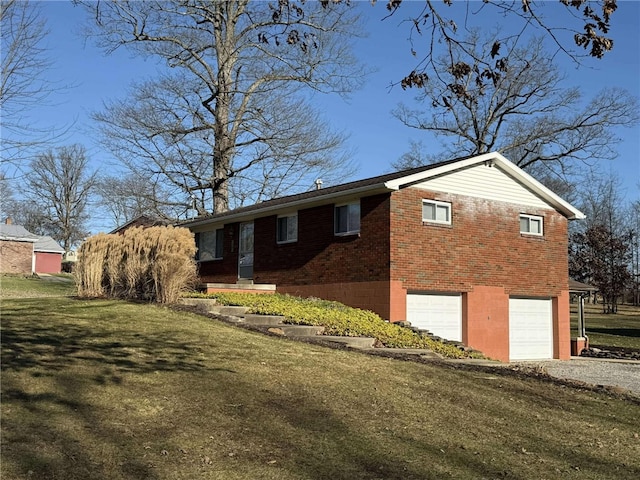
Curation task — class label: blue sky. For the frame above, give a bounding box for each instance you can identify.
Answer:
[7,0,640,232]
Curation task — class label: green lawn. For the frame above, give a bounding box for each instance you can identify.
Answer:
[1,284,639,479]
[571,302,640,350]
[0,273,76,298]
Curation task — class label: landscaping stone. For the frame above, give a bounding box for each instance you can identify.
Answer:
[580,346,640,361]
[208,305,250,316]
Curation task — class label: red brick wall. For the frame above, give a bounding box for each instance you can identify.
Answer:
[390,188,569,296]
[0,240,33,274]
[554,291,571,360]
[464,286,510,361]
[278,280,394,319]
[198,223,241,283]
[252,193,391,285]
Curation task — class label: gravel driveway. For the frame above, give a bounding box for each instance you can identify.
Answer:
[522,358,640,397]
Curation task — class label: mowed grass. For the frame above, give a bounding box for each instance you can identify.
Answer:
[0,273,76,298]
[571,303,640,350]
[2,294,640,480]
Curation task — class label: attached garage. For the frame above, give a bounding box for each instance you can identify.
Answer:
[509,298,553,360]
[406,293,462,342]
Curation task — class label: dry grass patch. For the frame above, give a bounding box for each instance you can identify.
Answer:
[2,297,639,480]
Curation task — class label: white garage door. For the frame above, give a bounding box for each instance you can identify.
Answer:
[406,294,462,342]
[509,298,553,361]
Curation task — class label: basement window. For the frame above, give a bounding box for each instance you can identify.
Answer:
[422,199,451,225]
[520,214,543,236]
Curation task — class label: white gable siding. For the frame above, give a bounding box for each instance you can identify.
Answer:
[411,163,552,209]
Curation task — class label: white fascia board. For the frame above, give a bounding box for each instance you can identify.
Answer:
[385,151,585,220]
[384,152,499,190]
[491,154,586,220]
[186,183,392,229]
[0,236,39,243]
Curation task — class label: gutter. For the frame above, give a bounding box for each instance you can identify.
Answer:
[184,183,393,228]
[0,236,39,242]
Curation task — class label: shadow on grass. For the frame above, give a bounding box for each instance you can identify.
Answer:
[587,327,640,338]
[2,375,161,480]
[0,298,233,479]
[2,298,638,479]
[1,299,216,376]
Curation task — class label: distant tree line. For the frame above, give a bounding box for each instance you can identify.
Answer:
[569,173,640,312]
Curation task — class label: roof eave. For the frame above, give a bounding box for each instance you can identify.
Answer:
[386,151,585,220]
[492,154,585,220]
[0,236,38,243]
[184,183,394,228]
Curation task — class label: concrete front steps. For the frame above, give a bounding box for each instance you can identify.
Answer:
[179,297,379,350]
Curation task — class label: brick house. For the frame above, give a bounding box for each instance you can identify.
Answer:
[109,215,171,234]
[183,152,584,361]
[0,221,39,274]
[0,220,65,274]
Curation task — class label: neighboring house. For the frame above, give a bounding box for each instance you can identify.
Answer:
[34,236,65,274]
[0,220,66,274]
[109,215,170,235]
[0,220,40,274]
[182,152,584,362]
[63,251,78,263]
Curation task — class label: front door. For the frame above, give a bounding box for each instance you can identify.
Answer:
[238,222,254,279]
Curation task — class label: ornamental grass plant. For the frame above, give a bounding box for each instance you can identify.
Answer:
[76,226,197,304]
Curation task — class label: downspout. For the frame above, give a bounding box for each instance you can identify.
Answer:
[579,294,586,339]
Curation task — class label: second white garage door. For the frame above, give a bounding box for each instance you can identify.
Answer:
[509,298,553,361]
[406,294,462,342]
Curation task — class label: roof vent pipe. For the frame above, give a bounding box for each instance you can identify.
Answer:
[314,179,323,190]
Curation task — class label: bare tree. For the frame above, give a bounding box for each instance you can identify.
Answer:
[79,0,363,214]
[0,0,68,168]
[24,145,98,250]
[392,35,638,183]
[630,197,640,306]
[570,223,632,313]
[569,171,634,311]
[376,0,619,91]
[96,173,188,227]
[0,171,18,220]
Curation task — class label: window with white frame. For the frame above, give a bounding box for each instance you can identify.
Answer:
[334,201,360,235]
[277,214,298,243]
[422,199,451,225]
[519,214,543,236]
[195,228,224,261]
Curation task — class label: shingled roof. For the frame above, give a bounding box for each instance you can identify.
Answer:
[34,236,65,253]
[0,224,40,242]
[181,156,470,227]
[181,152,584,228]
